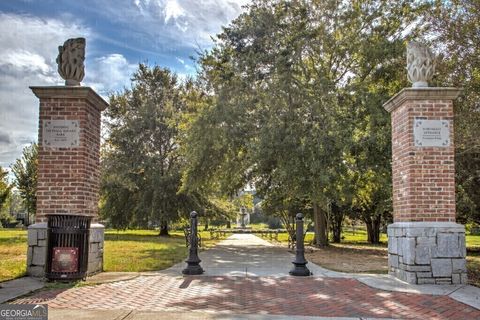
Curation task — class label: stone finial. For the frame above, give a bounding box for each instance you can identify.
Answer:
[406,41,435,88]
[56,38,86,86]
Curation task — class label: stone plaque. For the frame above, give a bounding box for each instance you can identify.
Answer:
[42,120,79,148]
[414,119,450,147]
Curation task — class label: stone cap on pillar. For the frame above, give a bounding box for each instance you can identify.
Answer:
[383,87,462,113]
[30,86,109,111]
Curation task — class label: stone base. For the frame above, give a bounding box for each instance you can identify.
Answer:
[388,222,467,285]
[27,222,104,278]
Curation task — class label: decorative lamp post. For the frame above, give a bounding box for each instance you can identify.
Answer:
[182,211,204,275]
[289,213,311,276]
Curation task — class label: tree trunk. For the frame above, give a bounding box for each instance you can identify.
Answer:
[330,202,344,243]
[204,219,209,231]
[364,215,381,244]
[313,202,328,247]
[331,217,342,243]
[159,221,169,236]
[226,220,231,229]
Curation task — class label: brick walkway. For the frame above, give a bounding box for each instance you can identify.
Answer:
[13,275,480,319]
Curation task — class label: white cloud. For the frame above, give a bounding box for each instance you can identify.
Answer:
[0,13,92,168]
[101,0,250,49]
[0,49,50,73]
[164,0,186,23]
[86,54,137,96]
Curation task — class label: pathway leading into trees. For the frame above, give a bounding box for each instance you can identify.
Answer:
[12,234,480,319]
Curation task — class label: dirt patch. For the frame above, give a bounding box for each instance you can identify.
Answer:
[304,243,388,274]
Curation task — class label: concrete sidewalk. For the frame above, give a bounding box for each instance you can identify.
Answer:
[160,233,296,277]
[0,277,44,304]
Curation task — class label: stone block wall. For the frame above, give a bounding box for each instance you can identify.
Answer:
[88,224,104,274]
[388,222,467,284]
[26,223,48,277]
[27,223,104,277]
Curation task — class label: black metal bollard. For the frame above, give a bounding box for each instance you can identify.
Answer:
[182,211,204,275]
[289,213,312,276]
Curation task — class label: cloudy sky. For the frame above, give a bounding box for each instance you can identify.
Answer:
[0,0,249,169]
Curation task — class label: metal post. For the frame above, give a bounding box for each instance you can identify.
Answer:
[289,213,312,276]
[240,207,246,228]
[182,211,204,275]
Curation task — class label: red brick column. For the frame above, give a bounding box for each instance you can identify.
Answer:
[26,86,108,277]
[31,87,108,222]
[384,88,467,285]
[384,88,460,222]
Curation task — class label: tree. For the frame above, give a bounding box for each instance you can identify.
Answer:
[11,143,38,224]
[101,64,198,234]
[0,165,11,208]
[182,0,426,245]
[426,0,480,224]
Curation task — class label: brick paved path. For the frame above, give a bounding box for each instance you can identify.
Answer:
[14,275,480,319]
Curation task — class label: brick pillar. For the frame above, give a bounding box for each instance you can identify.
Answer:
[384,88,467,285]
[26,86,108,277]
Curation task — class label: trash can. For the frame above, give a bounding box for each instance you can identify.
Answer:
[45,214,91,281]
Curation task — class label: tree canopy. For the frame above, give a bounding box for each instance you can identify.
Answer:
[101,65,194,233]
[181,0,427,244]
[11,143,37,222]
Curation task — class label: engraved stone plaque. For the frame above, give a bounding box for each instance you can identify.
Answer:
[43,120,80,148]
[414,119,450,147]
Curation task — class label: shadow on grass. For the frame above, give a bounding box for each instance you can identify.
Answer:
[138,248,188,268]
[0,234,27,246]
[104,232,185,243]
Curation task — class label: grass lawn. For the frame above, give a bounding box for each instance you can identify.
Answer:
[271,229,388,245]
[0,229,27,282]
[467,234,480,287]
[103,229,221,272]
[0,228,224,282]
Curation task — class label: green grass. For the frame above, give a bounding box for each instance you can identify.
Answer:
[0,229,27,282]
[266,228,478,247]
[265,229,388,246]
[0,228,223,282]
[245,223,270,230]
[103,229,188,272]
[467,234,480,248]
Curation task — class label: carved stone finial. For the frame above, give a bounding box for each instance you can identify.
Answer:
[406,41,435,88]
[56,38,86,86]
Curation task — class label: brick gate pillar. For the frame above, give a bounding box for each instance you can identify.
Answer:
[26,86,108,277]
[383,88,467,284]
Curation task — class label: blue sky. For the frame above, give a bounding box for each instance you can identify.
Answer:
[0,0,249,169]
